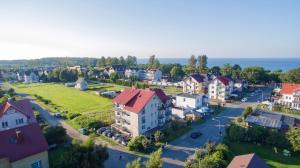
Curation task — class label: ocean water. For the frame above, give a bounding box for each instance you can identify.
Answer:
[137,58,300,72]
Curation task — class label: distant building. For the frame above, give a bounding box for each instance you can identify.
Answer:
[75,78,88,90]
[16,71,25,81]
[182,74,209,94]
[146,69,162,81]
[0,99,49,168]
[68,65,87,74]
[112,88,171,137]
[227,153,269,168]
[125,68,139,78]
[275,83,300,110]
[24,71,39,83]
[108,65,127,77]
[208,76,233,102]
[234,78,248,92]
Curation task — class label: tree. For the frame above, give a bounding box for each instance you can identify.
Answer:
[59,69,78,82]
[241,66,268,84]
[43,126,66,145]
[280,68,300,83]
[248,125,267,143]
[7,88,15,98]
[170,66,184,79]
[197,55,208,73]
[154,130,164,142]
[148,55,156,69]
[128,135,150,152]
[126,157,145,168]
[126,55,137,67]
[97,56,106,67]
[109,72,119,82]
[242,106,253,119]
[119,56,126,65]
[209,66,221,75]
[286,128,300,152]
[186,55,197,74]
[146,148,163,168]
[227,124,245,142]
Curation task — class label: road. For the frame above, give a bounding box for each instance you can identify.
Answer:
[24,87,271,168]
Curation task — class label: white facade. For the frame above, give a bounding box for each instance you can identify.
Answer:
[125,69,137,78]
[280,91,300,110]
[0,108,28,131]
[208,78,233,101]
[24,72,39,83]
[146,69,162,81]
[175,93,203,110]
[75,80,88,90]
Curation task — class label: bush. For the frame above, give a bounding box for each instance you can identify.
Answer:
[154,130,165,142]
[242,106,253,119]
[227,124,245,142]
[128,135,151,152]
[43,126,66,145]
[68,113,81,119]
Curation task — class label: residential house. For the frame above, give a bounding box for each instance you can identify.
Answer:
[24,71,39,84]
[16,71,25,82]
[137,69,147,80]
[146,69,162,81]
[68,65,87,74]
[275,83,300,110]
[108,65,127,77]
[234,78,248,93]
[75,78,88,90]
[227,153,269,168]
[172,93,208,119]
[208,76,233,102]
[182,73,209,94]
[0,99,49,168]
[1,71,17,81]
[125,68,139,78]
[112,87,171,137]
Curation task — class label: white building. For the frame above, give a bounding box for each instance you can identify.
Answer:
[146,69,162,81]
[182,73,209,94]
[276,83,300,110]
[24,72,39,83]
[112,88,171,137]
[0,99,37,131]
[208,76,233,102]
[75,78,88,90]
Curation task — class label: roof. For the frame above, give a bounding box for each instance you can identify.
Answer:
[258,111,282,121]
[113,88,168,113]
[111,65,126,70]
[216,76,231,86]
[245,115,282,129]
[0,123,48,162]
[0,99,36,123]
[282,83,300,94]
[189,73,206,83]
[227,153,269,168]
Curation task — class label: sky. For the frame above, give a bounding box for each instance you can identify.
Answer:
[0,0,299,60]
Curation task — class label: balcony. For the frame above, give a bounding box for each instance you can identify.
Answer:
[115,116,131,125]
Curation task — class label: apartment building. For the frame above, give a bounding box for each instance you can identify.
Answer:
[112,88,171,137]
[276,83,300,110]
[208,76,233,102]
[182,73,209,94]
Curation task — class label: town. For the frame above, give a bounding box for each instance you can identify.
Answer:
[0,55,300,168]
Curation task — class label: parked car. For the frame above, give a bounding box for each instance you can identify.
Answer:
[97,127,108,134]
[102,130,110,136]
[190,132,202,139]
[79,128,89,135]
[241,98,248,102]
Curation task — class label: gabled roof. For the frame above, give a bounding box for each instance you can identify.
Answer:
[216,76,231,86]
[111,65,126,70]
[185,73,206,83]
[227,153,269,168]
[282,83,300,94]
[0,99,36,123]
[0,123,48,162]
[113,88,168,113]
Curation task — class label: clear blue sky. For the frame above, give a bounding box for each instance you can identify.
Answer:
[0,0,299,60]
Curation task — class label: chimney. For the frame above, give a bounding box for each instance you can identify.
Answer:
[15,130,23,144]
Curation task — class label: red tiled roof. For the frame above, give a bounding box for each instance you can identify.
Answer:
[0,123,48,162]
[227,153,269,168]
[282,83,300,94]
[216,76,230,86]
[0,99,36,123]
[113,88,168,113]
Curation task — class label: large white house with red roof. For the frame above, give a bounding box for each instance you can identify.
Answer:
[0,99,49,168]
[275,83,300,110]
[112,87,171,137]
[208,76,233,102]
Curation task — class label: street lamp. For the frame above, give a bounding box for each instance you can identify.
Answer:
[212,117,222,136]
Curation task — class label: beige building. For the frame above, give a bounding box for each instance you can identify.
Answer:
[182,74,209,94]
[112,88,171,137]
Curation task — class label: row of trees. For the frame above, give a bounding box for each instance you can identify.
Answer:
[126,148,163,168]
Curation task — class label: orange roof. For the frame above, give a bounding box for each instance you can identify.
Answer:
[227,153,269,168]
[282,83,300,94]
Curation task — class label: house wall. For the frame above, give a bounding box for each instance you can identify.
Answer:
[208,79,233,101]
[11,151,49,168]
[171,108,185,119]
[182,77,205,94]
[175,95,202,109]
[0,108,28,131]
[280,91,300,110]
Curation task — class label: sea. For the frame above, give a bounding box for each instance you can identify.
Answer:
[137,58,300,72]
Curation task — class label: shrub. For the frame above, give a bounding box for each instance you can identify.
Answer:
[43,126,66,145]
[154,130,165,142]
[128,135,150,152]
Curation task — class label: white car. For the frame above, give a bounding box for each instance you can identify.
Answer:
[241,98,248,102]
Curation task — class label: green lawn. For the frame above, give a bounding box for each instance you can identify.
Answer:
[228,142,300,168]
[6,83,114,127]
[150,85,182,95]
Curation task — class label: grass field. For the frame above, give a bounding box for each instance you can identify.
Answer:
[6,83,114,128]
[228,142,300,168]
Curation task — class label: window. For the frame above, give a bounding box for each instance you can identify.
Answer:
[16,118,24,125]
[183,98,186,102]
[142,116,145,124]
[2,122,8,128]
[142,125,145,130]
[31,160,42,168]
[142,109,145,115]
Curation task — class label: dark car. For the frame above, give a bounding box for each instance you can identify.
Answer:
[190,132,202,139]
[79,128,89,135]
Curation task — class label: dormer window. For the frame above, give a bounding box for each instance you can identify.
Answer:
[16,118,24,125]
[2,121,8,128]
